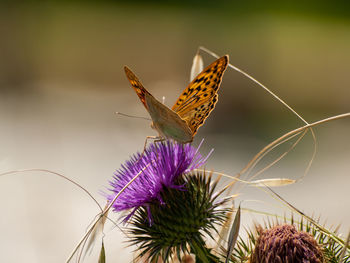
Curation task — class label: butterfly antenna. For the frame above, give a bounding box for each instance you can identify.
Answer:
[115,112,151,121]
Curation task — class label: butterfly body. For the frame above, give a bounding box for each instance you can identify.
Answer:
[124,55,228,143]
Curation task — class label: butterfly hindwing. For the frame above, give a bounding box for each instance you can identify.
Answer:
[144,93,193,143]
[172,55,228,135]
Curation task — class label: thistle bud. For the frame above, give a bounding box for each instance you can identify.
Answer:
[251,224,324,263]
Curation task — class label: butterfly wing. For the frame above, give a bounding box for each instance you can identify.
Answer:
[144,93,193,143]
[172,55,228,135]
[124,66,193,143]
[124,66,150,109]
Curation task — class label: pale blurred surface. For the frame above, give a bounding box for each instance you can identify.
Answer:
[0,2,350,262]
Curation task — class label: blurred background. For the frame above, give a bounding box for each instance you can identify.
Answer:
[0,1,349,262]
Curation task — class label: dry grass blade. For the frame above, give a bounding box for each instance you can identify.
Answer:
[216,207,233,250]
[198,113,350,192]
[244,129,304,178]
[199,46,317,183]
[250,178,295,187]
[225,205,241,263]
[0,169,102,211]
[82,203,109,260]
[98,240,106,263]
[265,186,349,248]
[190,52,204,81]
[238,113,350,179]
[66,163,152,263]
[247,129,307,182]
[198,46,311,125]
[340,231,350,263]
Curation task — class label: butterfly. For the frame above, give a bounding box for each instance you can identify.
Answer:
[124,55,228,143]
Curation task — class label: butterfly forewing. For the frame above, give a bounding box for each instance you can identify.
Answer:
[172,55,228,135]
[124,66,150,109]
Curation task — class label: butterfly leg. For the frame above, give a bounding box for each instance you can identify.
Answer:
[153,138,165,144]
[152,138,167,161]
[132,136,160,167]
[142,136,159,153]
[134,136,166,167]
[140,136,166,161]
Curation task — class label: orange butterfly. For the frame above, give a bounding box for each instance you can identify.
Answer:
[124,55,228,143]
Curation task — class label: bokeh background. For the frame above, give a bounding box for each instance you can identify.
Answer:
[1,1,349,262]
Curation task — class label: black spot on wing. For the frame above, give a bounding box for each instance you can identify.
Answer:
[197,76,204,83]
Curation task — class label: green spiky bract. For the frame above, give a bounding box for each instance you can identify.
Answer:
[228,215,350,263]
[129,172,231,263]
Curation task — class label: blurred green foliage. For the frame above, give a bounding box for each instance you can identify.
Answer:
[2,0,350,19]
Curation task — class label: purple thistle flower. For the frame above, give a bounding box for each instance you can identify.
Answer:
[106,140,210,221]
